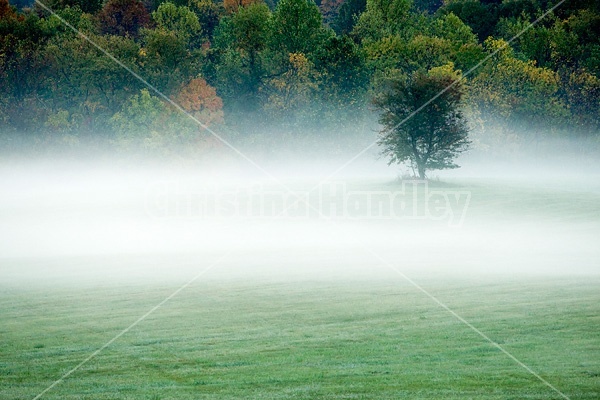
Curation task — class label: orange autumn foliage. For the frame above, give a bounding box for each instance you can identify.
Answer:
[174,78,224,126]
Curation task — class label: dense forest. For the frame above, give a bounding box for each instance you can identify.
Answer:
[1,0,599,159]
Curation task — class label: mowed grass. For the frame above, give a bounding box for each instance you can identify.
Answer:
[1,271,599,399]
[1,178,600,399]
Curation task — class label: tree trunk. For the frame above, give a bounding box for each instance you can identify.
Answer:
[417,162,426,180]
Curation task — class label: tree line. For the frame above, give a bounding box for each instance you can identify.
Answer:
[1,0,599,165]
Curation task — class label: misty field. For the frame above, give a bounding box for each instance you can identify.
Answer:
[1,270,599,399]
[1,175,600,399]
[3,0,600,397]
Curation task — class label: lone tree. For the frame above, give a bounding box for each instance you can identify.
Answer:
[373,64,470,179]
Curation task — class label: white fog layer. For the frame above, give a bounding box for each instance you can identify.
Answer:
[2,154,599,287]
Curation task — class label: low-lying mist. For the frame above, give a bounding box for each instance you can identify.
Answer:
[1,137,599,288]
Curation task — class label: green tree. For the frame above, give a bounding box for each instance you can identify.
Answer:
[429,12,478,49]
[0,3,51,132]
[265,0,334,131]
[362,11,482,76]
[142,28,187,68]
[470,38,568,133]
[333,0,366,35]
[111,82,223,154]
[43,32,143,131]
[34,0,103,14]
[110,88,180,151]
[140,2,205,95]
[566,69,600,130]
[427,9,484,72]
[152,1,202,45]
[212,2,271,115]
[314,34,367,106]
[269,0,326,56]
[43,109,82,146]
[352,0,412,42]
[400,35,454,72]
[140,27,196,93]
[496,14,554,68]
[145,0,190,10]
[264,52,321,130]
[373,64,470,179]
[362,35,405,74]
[438,0,497,41]
[312,34,369,131]
[188,0,223,39]
[557,9,600,73]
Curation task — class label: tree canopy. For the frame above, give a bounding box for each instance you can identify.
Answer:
[374,64,470,178]
[0,0,598,162]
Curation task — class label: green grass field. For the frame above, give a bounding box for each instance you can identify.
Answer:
[1,178,599,399]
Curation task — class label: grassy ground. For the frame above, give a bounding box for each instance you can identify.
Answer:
[1,271,599,399]
[1,178,599,399]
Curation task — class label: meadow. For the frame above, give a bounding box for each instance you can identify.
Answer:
[1,176,599,399]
